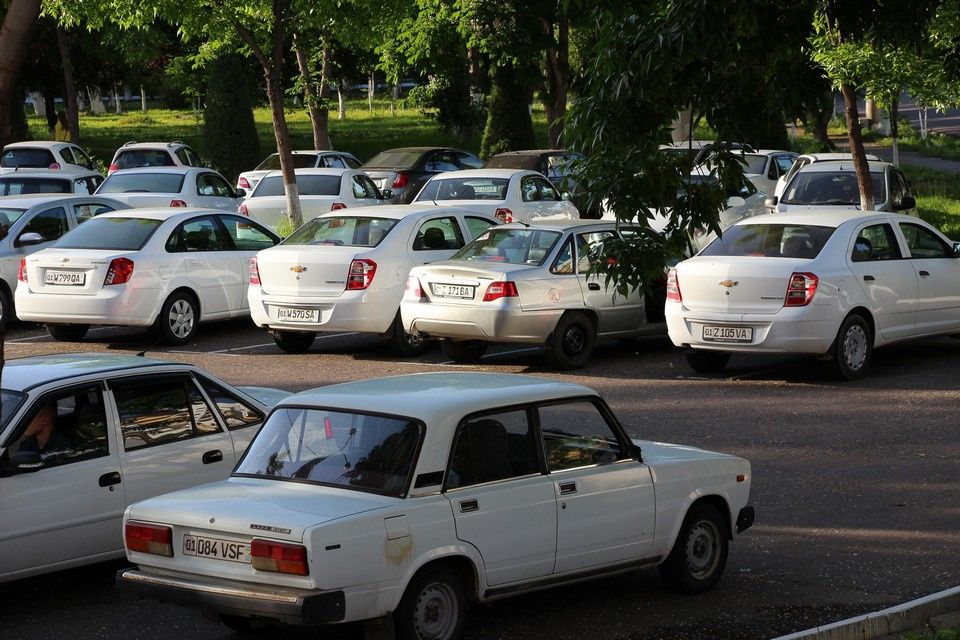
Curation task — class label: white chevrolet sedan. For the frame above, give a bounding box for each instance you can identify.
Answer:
[95,167,246,211]
[117,372,754,638]
[0,353,288,583]
[15,208,280,344]
[248,205,499,355]
[402,221,661,369]
[666,211,960,379]
[412,168,579,223]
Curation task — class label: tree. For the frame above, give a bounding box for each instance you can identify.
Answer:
[0,0,42,147]
[204,53,261,184]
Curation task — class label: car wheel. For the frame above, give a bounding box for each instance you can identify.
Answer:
[390,313,429,357]
[659,502,729,594]
[45,323,89,342]
[545,312,596,369]
[440,339,488,363]
[156,291,198,346]
[0,286,12,331]
[830,314,871,380]
[271,330,316,354]
[395,567,466,640]
[684,349,731,373]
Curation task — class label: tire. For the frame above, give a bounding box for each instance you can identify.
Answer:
[271,330,316,354]
[684,349,731,374]
[440,340,487,363]
[830,314,872,380]
[45,323,89,342]
[394,567,466,640]
[659,502,729,594]
[0,286,12,331]
[156,291,198,346]
[545,312,596,370]
[390,313,429,357]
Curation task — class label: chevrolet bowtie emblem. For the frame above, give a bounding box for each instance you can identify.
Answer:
[719,280,738,287]
[61,258,70,263]
[290,266,307,273]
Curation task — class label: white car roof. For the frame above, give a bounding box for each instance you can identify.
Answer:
[116,141,191,150]
[795,160,890,174]
[499,219,618,232]
[101,166,205,176]
[0,168,101,179]
[2,141,77,151]
[797,152,881,162]
[734,209,911,228]
[3,353,186,392]
[425,168,539,180]
[0,194,121,209]
[318,204,485,221]
[94,207,233,222]
[261,168,353,178]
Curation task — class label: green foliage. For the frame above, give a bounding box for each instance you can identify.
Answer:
[203,53,261,184]
[405,74,485,142]
[479,63,535,158]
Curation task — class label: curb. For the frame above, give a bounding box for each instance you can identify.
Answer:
[771,586,960,640]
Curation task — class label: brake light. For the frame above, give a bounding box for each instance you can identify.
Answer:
[392,172,409,188]
[18,258,27,282]
[104,258,134,285]
[784,272,818,307]
[482,281,518,302]
[249,257,261,286]
[666,268,682,302]
[495,208,513,223]
[238,202,250,216]
[170,199,187,207]
[108,163,119,173]
[238,176,251,189]
[124,522,173,557]
[405,275,423,298]
[330,202,347,211]
[251,539,309,575]
[346,259,377,290]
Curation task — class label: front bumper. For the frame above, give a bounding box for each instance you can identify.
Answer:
[736,506,755,534]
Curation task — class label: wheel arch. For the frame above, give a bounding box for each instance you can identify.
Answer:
[826,306,875,353]
[545,307,599,344]
[165,286,203,319]
[389,553,481,613]
[663,494,734,551]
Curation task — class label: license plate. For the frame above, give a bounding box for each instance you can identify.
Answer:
[182,534,251,563]
[277,307,319,323]
[45,270,85,286]
[432,283,475,299]
[702,325,753,343]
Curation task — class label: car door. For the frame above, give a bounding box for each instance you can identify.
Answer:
[847,222,918,340]
[897,220,960,334]
[215,214,280,311]
[0,383,125,579]
[446,408,557,586]
[538,400,655,574]
[572,231,644,334]
[196,172,241,210]
[170,215,232,315]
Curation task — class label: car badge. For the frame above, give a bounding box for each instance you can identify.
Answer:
[290,266,307,273]
[60,258,70,263]
[718,280,738,287]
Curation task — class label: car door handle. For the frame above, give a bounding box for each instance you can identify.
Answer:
[202,450,224,464]
[919,270,930,277]
[588,283,601,290]
[459,499,479,513]
[558,481,578,495]
[863,275,875,281]
[99,471,121,487]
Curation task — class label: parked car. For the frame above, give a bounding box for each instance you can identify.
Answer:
[95,167,246,210]
[0,194,131,328]
[236,150,363,192]
[413,169,579,224]
[362,147,483,203]
[665,210,960,379]
[0,352,289,583]
[0,168,105,196]
[402,221,662,368]
[117,372,754,637]
[1,140,96,174]
[659,140,754,166]
[248,205,499,355]
[238,168,386,232]
[771,152,881,199]
[15,208,280,344]
[768,160,916,214]
[107,141,203,174]
[483,149,600,218]
[740,150,799,195]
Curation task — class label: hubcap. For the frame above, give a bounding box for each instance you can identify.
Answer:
[685,519,720,579]
[562,326,585,355]
[412,581,458,640]
[168,300,195,338]
[842,325,867,371]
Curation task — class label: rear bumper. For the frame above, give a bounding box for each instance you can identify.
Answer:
[403,302,561,343]
[15,286,160,327]
[117,568,345,626]
[249,288,396,334]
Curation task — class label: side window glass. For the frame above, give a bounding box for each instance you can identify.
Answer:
[74,147,93,168]
[74,178,93,195]
[539,401,624,472]
[218,215,278,251]
[9,386,109,468]
[465,216,497,239]
[448,410,538,489]
[74,201,117,223]
[180,216,226,251]
[457,152,483,170]
[351,176,367,199]
[325,157,346,168]
[521,177,540,202]
[901,223,951,259]
[23,207,68,241]
[413,217,460,251]
[551,238,576,274]
[427,153,458,172]
[197,378,265,430]
[113,379,222,451]
[358,175,381,198]
[576,231,615,272]
[537,177,560,201]
[207,174,232,197]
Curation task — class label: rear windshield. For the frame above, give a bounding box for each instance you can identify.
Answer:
[363,150,422,169]
[783,171,886,206]
[484,155,540,171]
[452,227,562,265]
[254,154,319,171]
[742,155,769,174]
[0,178,70,195]
[253,174,341,197]
[113,150,175,170]
[284,216,397,247]
[98,172,185,194]
[55,216,163,250]
[416,177,508,202]
[699,223,836,259]
[1,148,56,169]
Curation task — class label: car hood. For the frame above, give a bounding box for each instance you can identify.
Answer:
[635,439,737,463]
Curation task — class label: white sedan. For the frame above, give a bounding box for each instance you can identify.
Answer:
[666,211,960,379]
[117,372,754,637]
[412,168,579,223]
[95,167,246,210]
[0,352,288,583]
[238,168,386,232]
[248,205,499,355]
[15,208,280,344]
[236,150,362,192]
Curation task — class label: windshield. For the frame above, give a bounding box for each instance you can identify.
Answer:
[55,217,163,250]
[284,216,397,247]
[742,155,769,174]
[0,389,27,431]
[451,227,562,265]
[363,150,422,169]
[98,172,185,194]
[253,174,341,197]
[699,223,835,258]
[783,171,886,206]
[415,177,508,202]
[235,407,421,496]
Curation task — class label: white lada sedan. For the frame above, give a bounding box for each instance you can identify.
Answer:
[402,221,662,369]
[117,372,754,639]
[666,211,960,379]
[247,205,499,356]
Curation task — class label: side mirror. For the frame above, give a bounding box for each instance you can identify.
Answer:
[897,195,916,211]
[3,451,44,476]
[764,195,779,209]
[16,232,45,247]
[381,188,394,200]
[234,187,246,198]
[561,191,572,201]
[726,196,745,208]
[953,241,960,257]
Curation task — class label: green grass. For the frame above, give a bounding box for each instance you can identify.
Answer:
[901,164,960,238]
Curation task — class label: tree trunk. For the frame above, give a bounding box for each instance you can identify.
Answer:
[811,91,836,152]
[141,85,147,112]
[0,0,42,146]
[368,70,374,112]
[56,25,80,143]
[889,99,899,167]
[541,15,569,149]
[841,82,874,211]
[338,79,346,120]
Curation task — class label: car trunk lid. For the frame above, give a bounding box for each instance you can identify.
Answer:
[675,257,806,315]
[22,248,141,296]
[256,244,366,297]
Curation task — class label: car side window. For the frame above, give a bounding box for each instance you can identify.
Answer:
[426,152,458,172]
[457,152,483,170]
[521,176,541,202]
[198,173,233,197]
[216,214,278,251]
[464,216,497,239]
[196,378,265,430]
[7,385,109,468]
[852,224,902,262]
[22,207,68,241]
[73,201,118,223]
[447,410,539,489]
[72,146,93,169]
[173,216,227,252]
[323,156,346,168]
[352,175,380,199]
[111,378,222,451]
[536,176,560,201]
[900,223,951,259]
[539,401,625,472]
[551,238,576,274]
[179,148,202,167]
[413,217,462,250]
[576,231,616,272]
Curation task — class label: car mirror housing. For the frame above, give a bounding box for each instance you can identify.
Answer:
[234,187,246,198]
[381,188,394,200]
[15,232,45,247]
[764,195,778,208]
[2,451,44,476]
[726,196,746,208]
[897,195,916,211]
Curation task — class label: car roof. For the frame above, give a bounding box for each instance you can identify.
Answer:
[117,141,191,150]
[101,166,206,176]
[3,352,187,392]
[797,152,882,162]
[427,168,535,180]
[94,207,233,221]
[261,168,352,178]
[499,219,617,231]
[796,160,890,174]
[490,149,573,157]
[0,167,101,179]
[278,372,598,421]
[2,141,76,151]
[0,194,122,209]
[317,204,489,221]
[735,209,910,228]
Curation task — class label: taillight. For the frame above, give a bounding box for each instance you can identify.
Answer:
[170,199,188,207]
[392,172,409,188]
[238,176,251,189]
[249,257,261,286]
[238,202,249,216]
[18,258,27,282]
[108,164,119,173]
[405,275,423,299]
[251,539,309,575]
[346,259,376,290]
[330,202,347,211]
[49,162,61,169]
[104,258,134,285]
[124,522,173,557]
[666,268,681,302]
[784,272,818,307]
[495,208,513,223]
[482,281,518,302]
